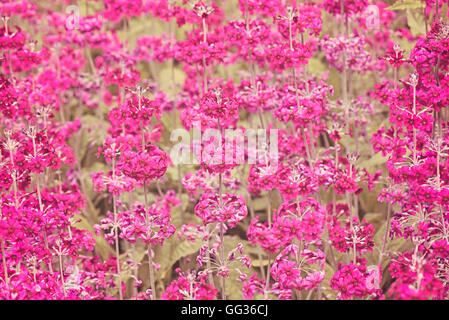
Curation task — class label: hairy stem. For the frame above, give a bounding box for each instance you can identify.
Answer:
[378,203,392,267]
[1,238,8,287]
[218,173,226,300]
[202,18,208,95]
[112,159,123,300]
[59,254,66,296]
[413,85,417,163]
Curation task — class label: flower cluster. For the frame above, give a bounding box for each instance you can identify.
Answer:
[1,0,449,301]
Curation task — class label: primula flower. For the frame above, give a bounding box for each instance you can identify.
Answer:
[162,269,218,300]
[195,192,247,228]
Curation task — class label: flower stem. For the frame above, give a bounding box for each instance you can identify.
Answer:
[264,254,271,299]
[112,159,123,300]
[202,17,208,95]
[218,173,226,300]
[378,203,392,267]
[413,85,417,163]
[59,254,66,296]
[147,246,156,300]
[1,238,9,287]
[220,223,226,300]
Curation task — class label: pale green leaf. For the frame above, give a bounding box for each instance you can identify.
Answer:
[154,236,203,279]
[73,214,114,260]
[406,9,426,37]
[387,0,425,10]
[225,270,245,300]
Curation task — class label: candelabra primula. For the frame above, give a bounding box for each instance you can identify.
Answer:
[1,0,449,301]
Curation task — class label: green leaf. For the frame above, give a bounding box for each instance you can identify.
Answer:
[253,196,268,212]
[363,212,386,231]
[81,114,108,147]
[358,152,386,170]
[222,237,264,299]
[321,263,337,300]
[158,67,186,97]
[307,57,327,76]
[170,200,202,228]
[73,214,114,260]
[154,235,203,279]
[365,221,413,277]
[386,0,425,10]
[442,4,448,22]
[407,9,426,37]
[250,258,270,267]
[225,270,245,299]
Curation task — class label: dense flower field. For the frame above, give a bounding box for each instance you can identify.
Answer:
[0,0,449,300]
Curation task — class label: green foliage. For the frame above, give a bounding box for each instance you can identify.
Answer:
[225,271,247,299]
[406,9,426,37]
[69,0,419,300]
[74,215,114,259]
[386,0,425,10]
[154,236,204,280]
